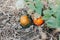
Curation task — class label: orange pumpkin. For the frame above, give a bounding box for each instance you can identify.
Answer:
[33,17,44,26]
[20,15,30,27]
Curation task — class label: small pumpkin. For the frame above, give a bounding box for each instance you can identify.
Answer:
[20,15,30,27]
[33,16,44,26]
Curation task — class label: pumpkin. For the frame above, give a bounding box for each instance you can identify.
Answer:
[20,15,30,27]
[33,16,44,26]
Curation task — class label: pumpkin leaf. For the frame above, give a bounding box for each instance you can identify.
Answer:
[34,0,43,15]
[55,12,60,27]
[35,8,41,16]
[25,0,29,2]
[43,14,51,21]
[45,17,57,28]
[43,9,53,15]
[35,0,43,8]
[28,3,35,11]
[25,0,43,15]
[43,9,53,20]
[55,0,60,5]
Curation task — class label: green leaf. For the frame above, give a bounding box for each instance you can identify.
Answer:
[55,12,60,27]
[43,0,60,28]
[55,11,60,19]
[35,0,43,9]
[43,9,53,20]
[25,0,43,15]
[34,0,43,15]
[48,2,54,8]
[55,0,60,5]
[56,20,60,27]
[43,14,51,20]
[43,9,53,15]
[25,0,29,2]
[46,17,56,28]
[52,5,60,13]
[35,8,41,15]
[46,16,60,28]
[28,3,35,10]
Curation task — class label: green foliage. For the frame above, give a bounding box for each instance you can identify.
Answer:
[45,17,56,28]
[55,0,60,5]
[28,3,36,10]
[25,0,60,28]
[24,0,29,2]
[43,0,60,28]
[43,9,53,20]
[25,0,43,16]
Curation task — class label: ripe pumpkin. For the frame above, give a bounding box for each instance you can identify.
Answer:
[20,15,30,27]
[33,17,44,26]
